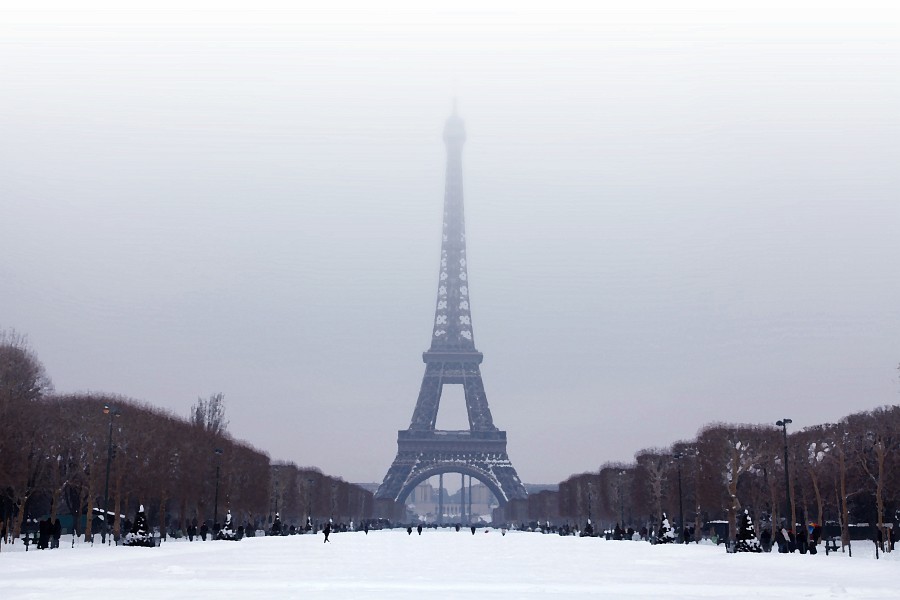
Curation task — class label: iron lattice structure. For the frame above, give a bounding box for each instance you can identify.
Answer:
[375,109,527,511]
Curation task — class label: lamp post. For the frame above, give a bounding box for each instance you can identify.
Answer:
[274,478,280,516]
[618,470,626,528]
[213,448,223,529]
[587,481,593,524]
[101,404,121,545]
[776,419,793,533]
[306,478,314,531]
[331,482,337,523]
[673,452,685,544]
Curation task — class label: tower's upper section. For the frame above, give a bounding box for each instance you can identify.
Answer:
[443,106,466,147]
[428,107,476,354]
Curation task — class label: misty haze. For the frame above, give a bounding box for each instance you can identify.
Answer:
[2,0,900,560]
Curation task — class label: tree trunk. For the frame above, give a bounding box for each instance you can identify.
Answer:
[123,494,131,534]
[50,486,61,523]
[694,506,701,542]
[159,495,167,540]
[875,442,887,552]
[179,497,188,534]
[769,474,779,535]
[809,468,823,527]
[838,449,850,548]
[12,496,28,543]
[789,473,797,535]
[113,477,122,540]
[71,489,82,541]
[727,446,740,542]
[84,476,95,542]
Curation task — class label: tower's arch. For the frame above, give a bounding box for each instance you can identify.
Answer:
[396,462,507,509]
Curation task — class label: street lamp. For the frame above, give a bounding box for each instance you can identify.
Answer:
[587,481,593,524]
[213,448,223,529]
[776,419,793,534]
[101,404,121,545]
[673,452,685,544]
[331,482,337,522]
[306,478,314,531]
[274,478,280,517]
[618,470,627,528]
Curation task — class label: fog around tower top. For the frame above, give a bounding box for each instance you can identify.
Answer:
[2,1,899,484]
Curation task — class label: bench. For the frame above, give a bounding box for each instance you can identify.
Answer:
[824,538,839,554]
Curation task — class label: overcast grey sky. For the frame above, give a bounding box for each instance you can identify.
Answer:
[2,2,899,485]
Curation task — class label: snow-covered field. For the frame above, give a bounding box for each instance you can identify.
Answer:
[3,529,897,599]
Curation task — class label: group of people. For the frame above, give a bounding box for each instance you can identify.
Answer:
[185,521,249,541]
[18,517,62,549]
[757,524,823,554]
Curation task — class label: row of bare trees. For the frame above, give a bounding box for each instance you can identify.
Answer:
[269,462,374,527]
[551,406,900,549]
[0,331,372,544]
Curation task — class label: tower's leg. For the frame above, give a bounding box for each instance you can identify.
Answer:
[438,473,444,525]
[462,364,496,430]
[408,363,443,430]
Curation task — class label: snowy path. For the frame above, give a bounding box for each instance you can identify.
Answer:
[2,529,896,599]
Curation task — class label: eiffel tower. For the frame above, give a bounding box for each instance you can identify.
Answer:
[375,107,527,519]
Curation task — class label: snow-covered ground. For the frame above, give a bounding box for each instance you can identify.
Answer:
[2,529,897,599]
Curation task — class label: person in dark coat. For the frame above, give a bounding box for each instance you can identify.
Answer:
[776,528,788,553]
[797,528,808,554]
[200,523,209,541]
[323,522,331,543]
[52,519,62,549]
[760,528,772,552]
[808,523,821,554]
[417,524,423,535]
[38,517,53,550]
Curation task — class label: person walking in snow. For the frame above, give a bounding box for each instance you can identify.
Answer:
[323,522,331,543]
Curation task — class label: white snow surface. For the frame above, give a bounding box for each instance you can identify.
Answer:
[3,529,897,599]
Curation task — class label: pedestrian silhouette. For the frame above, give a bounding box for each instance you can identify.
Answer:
[52,519,62,549]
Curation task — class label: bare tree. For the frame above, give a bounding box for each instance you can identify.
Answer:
[0,329,53,408]
[190,392,229,436]
[634,449,669,523]
[847,407,899,552]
